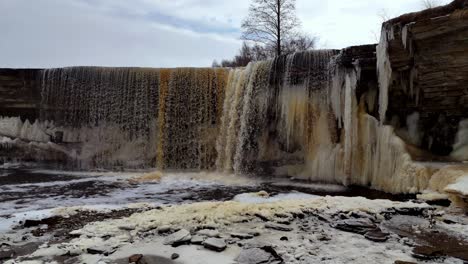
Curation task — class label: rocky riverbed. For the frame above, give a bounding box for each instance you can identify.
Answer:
[1,167,467,264]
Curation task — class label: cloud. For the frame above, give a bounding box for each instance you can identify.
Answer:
[0,0,453,68]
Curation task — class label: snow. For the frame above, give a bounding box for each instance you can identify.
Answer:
[0,209,53,233]
[233,192,319,204]
[445,176,468,196]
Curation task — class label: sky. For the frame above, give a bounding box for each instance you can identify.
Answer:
[0,0,451,68]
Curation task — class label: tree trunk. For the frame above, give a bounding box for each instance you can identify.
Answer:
[277,0,281,57]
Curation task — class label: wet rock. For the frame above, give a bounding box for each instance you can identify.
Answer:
[412,246,444,260]
[163,229,191,246]
[254,213,270,222]
[332,218,376,234]
[203,238,227,252]
[231,233,254,239]
[265,223,293,232]
[87,246,115,256]
[0,250,14,260]
[197,229,220,237]
[393,207,427,216]
[171,253,180,260]
[129,254,143,263]
[190,235,205,244]
[23,216,61,228]
[275,219,291,225]
[364,228,389,242]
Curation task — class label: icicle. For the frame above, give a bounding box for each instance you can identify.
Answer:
[377,25,394,125]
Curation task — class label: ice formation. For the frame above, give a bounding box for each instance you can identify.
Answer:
[376,25,394,125]
[451,119,468,161]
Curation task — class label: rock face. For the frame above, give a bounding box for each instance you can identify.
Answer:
[0,69,41,121]
[382,1,468,157]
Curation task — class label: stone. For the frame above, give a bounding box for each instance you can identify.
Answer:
[394,261,417,264]
[364,229,389,242]
[231,232,254,239]
[171,253,180,260]
[129,254,143,263]
[119,224,136,231]
[332,218,376,234]
[87,246,115,256]
[163,229,191,246]
[275,219,291,225]
[190,235,205,244]
[280,236,288,241]
[197,229,220,237]
[265,223,293,232]
[236,248,275,264]
[203,238,227,252]
[0,250,14,260]
[157,225,172,234]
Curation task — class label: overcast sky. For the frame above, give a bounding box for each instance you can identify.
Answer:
[0,0,451,68]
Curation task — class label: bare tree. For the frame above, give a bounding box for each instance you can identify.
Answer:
[211,60,221,68]
[282,33,317,55]
[421,0,441,9]
[241,0,300,57]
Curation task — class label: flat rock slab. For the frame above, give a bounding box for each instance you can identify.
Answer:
[203,238,227,252]
[364,229,389,242]
[332,218,376,234]
[236,248,275,264]
[190,235,205,244]
[231,233,254,239]
[197,229,220,237]
[265,223,293,232]
[163,229,191,246]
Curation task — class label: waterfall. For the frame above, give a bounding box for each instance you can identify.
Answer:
[39,67,228,169]
[29,48,434,194]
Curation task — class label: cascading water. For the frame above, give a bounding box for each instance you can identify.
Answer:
[0,48,444,196]
[38,67,228,169]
